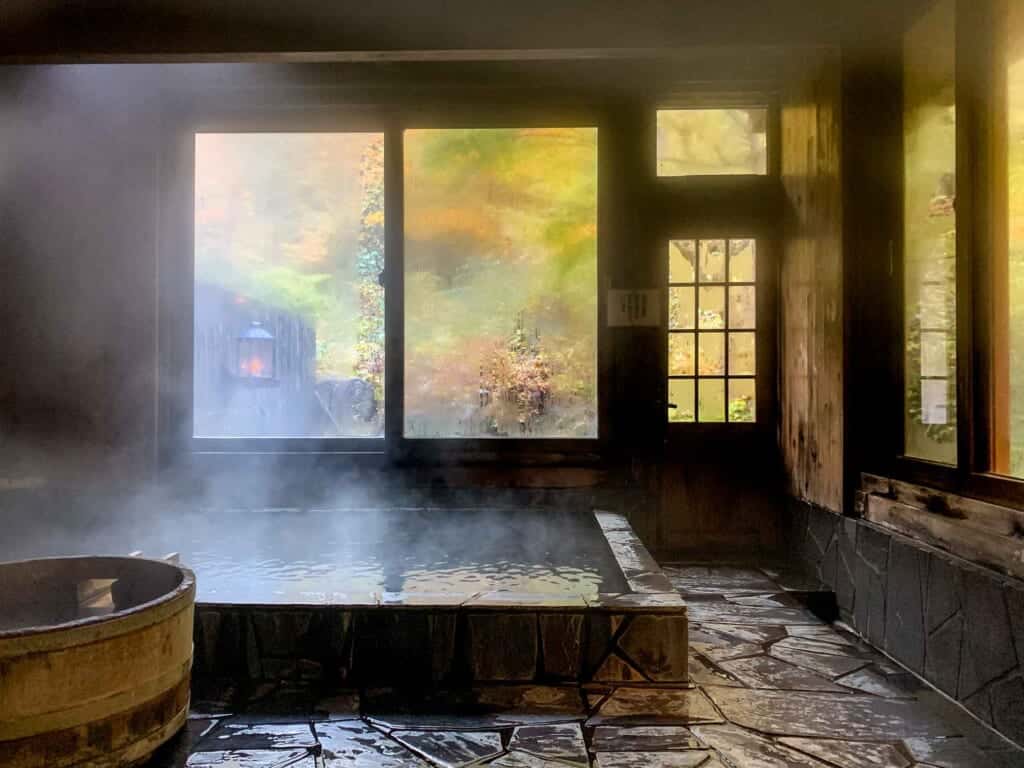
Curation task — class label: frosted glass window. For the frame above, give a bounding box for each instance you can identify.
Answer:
[903,0,957,463]
[657,109,768,176]
[403,127,598,438]
[193,132,385,439]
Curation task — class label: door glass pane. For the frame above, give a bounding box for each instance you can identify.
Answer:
[729,239,756,282]
[699,239,727,282]
[729,332,756,376]
[668,333,695,376]
[670,240,696,283]
[656,109,769,176]
[729,286,756,329]
[698,287,726,328]
[668,379,696,423]
[193,132,385,439]
[729,379,756,423]
[698,379,726,422]
[698,333,725,376]
[903,0,957,463]
[669,287,696,329]
[403,127,598,438]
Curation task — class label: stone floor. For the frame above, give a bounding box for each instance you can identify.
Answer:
[147,564,1024,767]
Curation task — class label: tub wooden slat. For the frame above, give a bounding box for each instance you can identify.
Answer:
[0,556,195,767]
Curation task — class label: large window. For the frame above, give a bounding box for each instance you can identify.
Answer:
[902,0,957,464]
[667,238,757,423]
[193,132,385,439]
[403,127,599,439]
[990,0,1024,477]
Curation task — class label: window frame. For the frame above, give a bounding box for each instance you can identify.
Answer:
[665,236,761,425]
[646,96,781,448]
[393,108,610,463]
[883,0,1024,508]
[158,96,612,464]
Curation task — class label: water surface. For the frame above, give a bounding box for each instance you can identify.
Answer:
[2,508,626,604]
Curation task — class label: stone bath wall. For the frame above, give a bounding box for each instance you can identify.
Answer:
[192,604,688,690]
[786,497,1024,747]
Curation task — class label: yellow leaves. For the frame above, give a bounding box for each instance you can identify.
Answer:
[363,210,385,229]
[405,205,501,243]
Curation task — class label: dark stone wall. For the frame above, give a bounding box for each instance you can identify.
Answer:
[787,498,1024,747]
[192,604,689,689]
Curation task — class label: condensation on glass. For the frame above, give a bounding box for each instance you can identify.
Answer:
[403,127,599,438]
[193,132,386,439]
[903,0,957,464]
[991,1,1024,477]
[668,238,757,423]
[656,109,768,176]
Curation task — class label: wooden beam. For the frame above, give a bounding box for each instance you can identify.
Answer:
[862,471,1024,537]
[0,0,843,63]
[990,0,1012,474]
[865,494,1024,580]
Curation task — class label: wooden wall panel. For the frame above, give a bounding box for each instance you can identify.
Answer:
[780,51,844,512]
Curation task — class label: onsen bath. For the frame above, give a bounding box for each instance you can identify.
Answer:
[0,508,687,690]
[0,556,195,768]
[181,508,688,689]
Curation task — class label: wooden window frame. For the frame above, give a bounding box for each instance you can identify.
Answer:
[391,109,610,464]
[666,237,759,424]
[647,96,781,450]
[156,89,613,465]
[883,0,1024,509]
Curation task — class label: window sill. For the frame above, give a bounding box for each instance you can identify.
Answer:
[860,471,1024,581]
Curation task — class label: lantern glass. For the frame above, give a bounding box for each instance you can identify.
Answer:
[238,336,275,379]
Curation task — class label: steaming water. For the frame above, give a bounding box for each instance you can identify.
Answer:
[1,507,627,604]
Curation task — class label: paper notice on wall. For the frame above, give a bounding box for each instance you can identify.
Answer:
[921,378,949,425]
[607,290,660,326]
[920,331,949,378]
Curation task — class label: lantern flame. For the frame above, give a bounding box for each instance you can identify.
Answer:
[247,357,265,376]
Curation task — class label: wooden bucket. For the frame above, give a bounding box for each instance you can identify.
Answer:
[0,556,196,767]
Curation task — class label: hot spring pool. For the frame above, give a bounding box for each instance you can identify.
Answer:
[5,508,629,604]
[2,506,687,687]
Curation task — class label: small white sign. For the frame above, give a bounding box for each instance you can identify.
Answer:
[608,289,660,327]
[921,379,949,425]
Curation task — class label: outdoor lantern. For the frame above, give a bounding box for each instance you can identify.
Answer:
[237,321,276,381]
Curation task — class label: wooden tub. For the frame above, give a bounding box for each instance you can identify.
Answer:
[0,556,196,767]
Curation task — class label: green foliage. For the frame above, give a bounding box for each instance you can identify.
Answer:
[247,267,332,318]
[728,395,754,423]
[354,140,386,405]
[479,314,553,435]
[403,128,598,437]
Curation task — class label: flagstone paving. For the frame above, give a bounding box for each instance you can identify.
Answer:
[147,564,1024,768]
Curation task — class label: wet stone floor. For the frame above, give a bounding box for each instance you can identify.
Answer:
[147,565,1024,767]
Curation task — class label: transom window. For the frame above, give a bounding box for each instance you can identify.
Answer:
[667,238,757,423]
[656,108,768,177]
